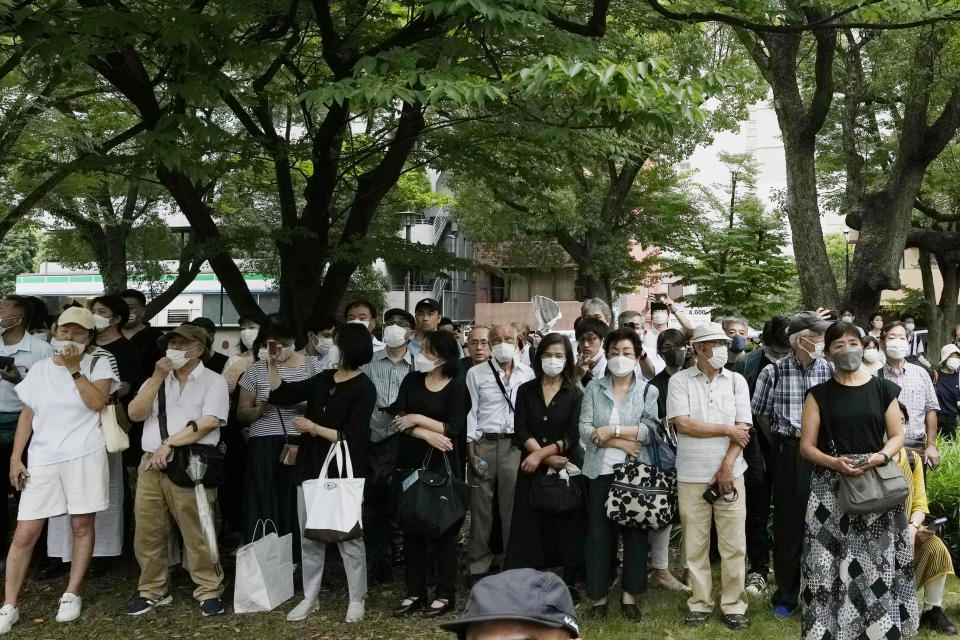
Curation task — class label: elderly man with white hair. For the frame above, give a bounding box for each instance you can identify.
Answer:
[750,311,833,620]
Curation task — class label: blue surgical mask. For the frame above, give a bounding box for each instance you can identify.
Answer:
[730,335,747,353]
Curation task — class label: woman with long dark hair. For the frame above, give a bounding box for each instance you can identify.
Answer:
[503,332,584,595]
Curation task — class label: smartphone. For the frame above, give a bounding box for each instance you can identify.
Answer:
[15,473,25,491]
[267,340,280,357]
[928,517,948,531]
[0,356,14,369]
[654,293,667,302]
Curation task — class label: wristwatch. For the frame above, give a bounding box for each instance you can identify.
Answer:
[615,425,621,438]
[187,420,198,433]
[71,371,82,380]
[880,452,891,464]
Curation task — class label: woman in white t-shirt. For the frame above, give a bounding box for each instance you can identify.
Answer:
[236,314,320,545]
[0,306,118,634]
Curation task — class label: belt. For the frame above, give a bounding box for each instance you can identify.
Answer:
[478,432,513,440]
[772,433,801,447]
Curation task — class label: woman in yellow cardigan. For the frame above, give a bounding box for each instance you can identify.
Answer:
[896,401,956,635]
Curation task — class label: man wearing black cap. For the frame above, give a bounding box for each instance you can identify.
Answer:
[360,307,416,583]
[750,311,833,620]
[412,298,463,359]
[441,568,582,640]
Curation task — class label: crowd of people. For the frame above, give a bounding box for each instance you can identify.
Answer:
[0,290,955,638]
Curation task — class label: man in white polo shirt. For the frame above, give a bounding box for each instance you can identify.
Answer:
[666,323,752,630]
[125,324,229,618]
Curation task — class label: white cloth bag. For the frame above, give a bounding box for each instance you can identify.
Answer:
[233,521,295,613]
[302,440,364,543]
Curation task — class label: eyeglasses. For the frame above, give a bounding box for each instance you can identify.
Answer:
[622,322,642,330]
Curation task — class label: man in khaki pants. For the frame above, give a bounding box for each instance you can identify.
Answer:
[125,324,229,617]
[666,323,752,630]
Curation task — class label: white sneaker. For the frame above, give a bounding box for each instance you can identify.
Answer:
[286,598,318,622]
[0,604,19,634]
[345,601,364,623]
[56,593,82,623]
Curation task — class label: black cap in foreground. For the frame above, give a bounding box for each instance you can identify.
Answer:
[415,297,442,313]
[788,310,832,336]
[440,569,579,638]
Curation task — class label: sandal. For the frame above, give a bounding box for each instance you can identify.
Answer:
[394,596,424,616]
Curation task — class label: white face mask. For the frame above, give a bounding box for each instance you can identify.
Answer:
[166,347,197,370]
[945,356,960,372]
[652,311,668,326]
[240,327,259,349]
[51,339,86,356]
[863,348,881,364]
[885,338,909,360]
[541,356,565,377]
[706,345,727,369]
[800,338,824,360]
[0,317,18,336]
[382,324,409,349]
[841,315,854,323]
[905,322,916,332]
[607,355,636,377]
[348,318,371,330]
[313,335,334,355]
[326,344,340,368]
[92,314,113,331]
[415,352,440,373]
[491,342,516,363]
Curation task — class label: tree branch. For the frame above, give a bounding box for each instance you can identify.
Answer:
[546,0,610,37]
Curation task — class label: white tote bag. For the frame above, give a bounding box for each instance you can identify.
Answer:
[233,520,295,613]
[302,440,364,543]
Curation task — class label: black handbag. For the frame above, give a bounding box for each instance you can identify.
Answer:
[529,468,583,513]
[397,450,469,538]
[158,385,226,488]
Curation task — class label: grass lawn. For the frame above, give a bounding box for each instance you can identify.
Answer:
[4,558,959,640]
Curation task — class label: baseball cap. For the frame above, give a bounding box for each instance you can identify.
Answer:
[441,569,579,638]
[415,298,442,313]
[57,306,94,330]
[788,311,832,336]
[689,322,728,343]
[158,323,209,351]
[383,308,416,327]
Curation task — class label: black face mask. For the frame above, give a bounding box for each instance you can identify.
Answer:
[662,348,686,368]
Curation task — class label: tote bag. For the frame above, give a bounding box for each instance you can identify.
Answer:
[233,520,295,613]
[302,440,365,543]
[604,422,677,530]
[397,450,469,538]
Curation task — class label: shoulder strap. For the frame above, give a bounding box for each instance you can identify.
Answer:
[813,384,837,454]
[908,449,918,472]
[488,358,515,413]
[158,382,169,441]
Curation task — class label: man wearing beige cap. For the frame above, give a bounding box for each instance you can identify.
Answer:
[666,323,752,630]
[125,324,229,618]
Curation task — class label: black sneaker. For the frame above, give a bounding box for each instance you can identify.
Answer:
[200,598,225,617]
[125,594,172,616]
[684,610,711,627]
[920,606,958,635]
[722,613,750,630]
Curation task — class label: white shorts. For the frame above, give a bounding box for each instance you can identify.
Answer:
[18,448,109,521]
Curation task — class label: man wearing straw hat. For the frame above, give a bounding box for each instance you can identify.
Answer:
[125,324,229,617]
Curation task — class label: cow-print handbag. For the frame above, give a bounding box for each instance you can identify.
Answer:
[604,395,677,530]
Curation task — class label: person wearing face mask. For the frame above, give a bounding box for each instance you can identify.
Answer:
[359,308,416,585]
[189,318,228,375]
[721,316,750,370]
[867,312,885,339]
[345,300,385,351]
[503,333,584,598]
[798,321,915,640]
[860,335,885,375]
[0,307,117,633]
[388,330,467,617]
[265,323,376,623]
[0,297,52,567]
[641,295,693,374]
[235,314,321,548]
[304,313,339,369]
[222,315,261,395]
[573,317,611,388]
[578,328,662,620]
[749,311,833,620]
[644,329,691,593]
[837,309,865,338]
[666,323,752,630]
[900,314,931,369]
[124,324,228,618]
[933,344,960,440]
[119,289,165,379]
[881,322,940,466]
[465,323,535,585]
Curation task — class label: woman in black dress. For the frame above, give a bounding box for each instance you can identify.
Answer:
[390,330,467,618]
[266,323,377,624]
[798,321,916,639]
[503,333,584,594]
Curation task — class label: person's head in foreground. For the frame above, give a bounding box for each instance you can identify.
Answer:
[441,569,582,640]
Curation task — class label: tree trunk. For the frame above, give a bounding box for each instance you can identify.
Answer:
[575,271,610,304]
[99,226,128,293]
[277,237,328,327]
[919,250,959,360]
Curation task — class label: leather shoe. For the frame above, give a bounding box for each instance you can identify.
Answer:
[423,599,453,618]
[722,613,750,630]
[684,610,710,627]
[621,602,642,621]
[394,597,424,616]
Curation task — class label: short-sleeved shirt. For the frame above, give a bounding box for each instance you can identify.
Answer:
[239,356,321,438]
[15,354,118,466]
[880,361,939,441]
[666,365,751,483]
[140,361,229,453]
[751,354,833,439]
[934,370,959,418]
[361,348,415,443]
[808,377,900,454]
[0,333,53,413]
